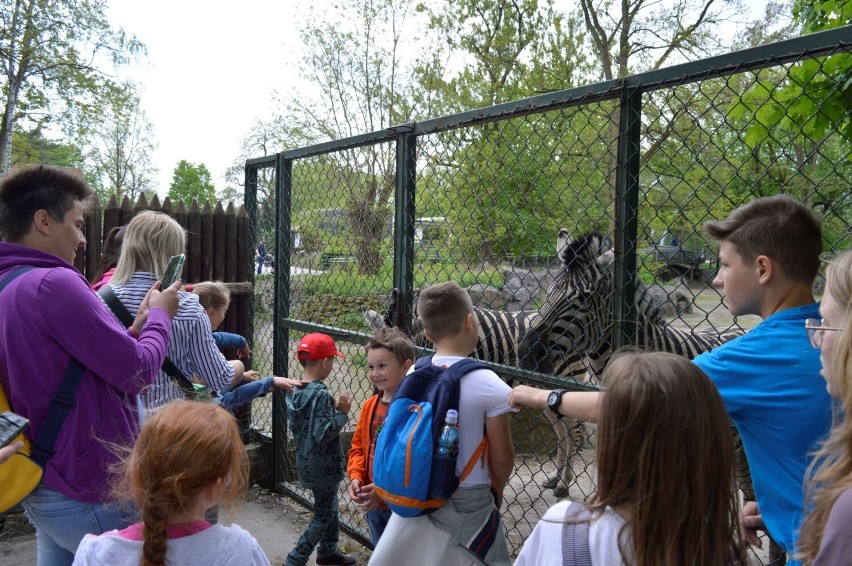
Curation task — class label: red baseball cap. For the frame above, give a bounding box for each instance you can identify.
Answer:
[297,333,345,361]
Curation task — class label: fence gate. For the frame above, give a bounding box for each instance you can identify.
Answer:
[245,27,851,561]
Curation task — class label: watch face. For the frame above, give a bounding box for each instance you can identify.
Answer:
[547,390,559,407]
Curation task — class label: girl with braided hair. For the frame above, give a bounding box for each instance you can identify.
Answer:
[73,401,269,566]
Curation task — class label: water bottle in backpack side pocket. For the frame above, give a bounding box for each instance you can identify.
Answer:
[428,409,460,500]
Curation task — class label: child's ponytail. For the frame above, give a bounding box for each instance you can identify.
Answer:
[141,504,170,566]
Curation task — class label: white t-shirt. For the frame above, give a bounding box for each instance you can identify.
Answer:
[73,522,270,566]
[417,355,516,487]
[514,499,630,566]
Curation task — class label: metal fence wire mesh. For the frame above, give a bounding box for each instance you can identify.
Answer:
[244,29,851,563]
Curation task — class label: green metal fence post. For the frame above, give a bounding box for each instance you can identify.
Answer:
[613,84,642,349]
[273,154,293,488]
[392,125,417,334]
[245,166,259,351]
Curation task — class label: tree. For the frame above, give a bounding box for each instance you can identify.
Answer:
[749,0,852,142]
[414,0,605,260]
[10,126,83,169]
[86,87,158,203]
[579,0,742,82]
[419,0,589,113]
[0,0,144,174]
[273,0,423,274]
[168,160,215,204]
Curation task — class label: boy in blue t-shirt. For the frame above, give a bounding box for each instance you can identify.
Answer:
[511,195,832,565]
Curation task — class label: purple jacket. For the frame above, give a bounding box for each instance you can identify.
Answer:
[0,243,171,502]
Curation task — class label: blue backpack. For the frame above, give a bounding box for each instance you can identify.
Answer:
[373,356,490,517]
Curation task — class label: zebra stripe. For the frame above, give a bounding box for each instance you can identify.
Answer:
[519,232,742,379]
[408,306,538,369]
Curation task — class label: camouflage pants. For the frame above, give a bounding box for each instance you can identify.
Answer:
[286,483,340,566]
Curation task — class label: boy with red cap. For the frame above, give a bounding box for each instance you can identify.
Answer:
[285,333,356,566]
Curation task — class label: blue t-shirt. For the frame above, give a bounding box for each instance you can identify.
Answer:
[693,303,831,564]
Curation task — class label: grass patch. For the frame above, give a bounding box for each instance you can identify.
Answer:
[296,258,505,297]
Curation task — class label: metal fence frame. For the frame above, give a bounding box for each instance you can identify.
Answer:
[244,26,851,553]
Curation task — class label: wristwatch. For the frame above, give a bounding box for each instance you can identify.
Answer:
[547,389,566,419]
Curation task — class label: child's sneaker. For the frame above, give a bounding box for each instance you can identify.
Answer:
[315,552,356,566]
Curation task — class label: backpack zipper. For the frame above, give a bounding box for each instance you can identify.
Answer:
[405,404,422,488]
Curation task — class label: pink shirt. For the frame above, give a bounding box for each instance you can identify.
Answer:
[116,520,213,541]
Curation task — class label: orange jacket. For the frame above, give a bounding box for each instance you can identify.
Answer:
[347,393,380,485]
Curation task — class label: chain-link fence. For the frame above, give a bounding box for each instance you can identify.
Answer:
[244,27,851,563]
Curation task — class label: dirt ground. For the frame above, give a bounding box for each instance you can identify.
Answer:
[0,486,371,566]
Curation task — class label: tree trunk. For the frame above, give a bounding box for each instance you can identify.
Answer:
[0,82,20,175]
[0,0,36,174]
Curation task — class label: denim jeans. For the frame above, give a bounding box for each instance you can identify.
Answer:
[366,507,393,546]
[22,483,136,566]
[216,376,274,413]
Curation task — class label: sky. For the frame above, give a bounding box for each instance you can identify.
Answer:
[106,0,305,195]
[106,0,769,198]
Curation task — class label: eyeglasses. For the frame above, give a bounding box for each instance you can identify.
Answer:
[804,318,844,349]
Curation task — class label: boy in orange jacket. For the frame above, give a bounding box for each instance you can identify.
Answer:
[347,327,414,545]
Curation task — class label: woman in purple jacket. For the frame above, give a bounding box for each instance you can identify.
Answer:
[0,166,179,566]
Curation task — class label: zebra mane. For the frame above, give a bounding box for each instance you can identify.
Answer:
[559,231,667,325]
[558,231,613,268]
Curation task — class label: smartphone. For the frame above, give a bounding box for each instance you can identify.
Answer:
[0,411,28,449]
[161,254,186,288]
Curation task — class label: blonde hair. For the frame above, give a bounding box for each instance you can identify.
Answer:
[111,211,185,284]
[590,351,746,565]
[119,401,249,566]
[798,251,852,564]
[192,281,230,312]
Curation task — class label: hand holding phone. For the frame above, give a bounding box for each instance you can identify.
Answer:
[161,254,186,288]
[0,411,28,449]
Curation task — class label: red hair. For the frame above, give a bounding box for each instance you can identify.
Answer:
[121,401,249,566]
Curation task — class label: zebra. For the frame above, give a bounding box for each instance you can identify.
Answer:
[366,287,590,497]
[518,230,743,377]
[517,230,754,501]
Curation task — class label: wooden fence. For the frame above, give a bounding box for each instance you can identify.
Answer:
[75,193,253,346]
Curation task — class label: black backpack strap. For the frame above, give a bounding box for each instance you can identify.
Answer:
[0,266,84,467]
[561,502,593,566]
[98,285,197,400]
[30,358,85,466]
[98,284,135,327]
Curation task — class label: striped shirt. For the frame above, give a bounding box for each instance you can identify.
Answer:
[107,273,234,410]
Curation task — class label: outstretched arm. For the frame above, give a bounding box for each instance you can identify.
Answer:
[508,385,602,423]
[485,413,514,508]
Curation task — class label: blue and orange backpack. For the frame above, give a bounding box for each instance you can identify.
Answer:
[372,356,490,517]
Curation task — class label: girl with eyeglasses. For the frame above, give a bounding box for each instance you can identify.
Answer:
[797,250,852,565]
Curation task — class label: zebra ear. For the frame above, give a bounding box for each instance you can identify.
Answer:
[557,229,572,257]
[362,307,385,332]
[597,250,616,268]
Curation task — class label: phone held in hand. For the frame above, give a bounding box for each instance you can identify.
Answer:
[0,411,28,449]
[161,254,186,288]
